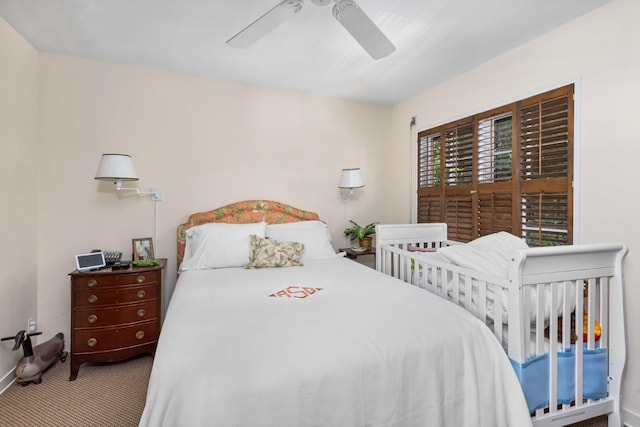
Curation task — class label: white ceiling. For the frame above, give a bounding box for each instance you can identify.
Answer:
[0,0,610,105]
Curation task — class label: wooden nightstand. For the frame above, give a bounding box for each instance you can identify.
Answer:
[340,247,376,260]
[68,259,166,380]
[340,247,376,269]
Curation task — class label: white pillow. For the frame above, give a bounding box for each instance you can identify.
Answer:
[180,222,267,271]
[266,221,337,261]
[437,231,529,278]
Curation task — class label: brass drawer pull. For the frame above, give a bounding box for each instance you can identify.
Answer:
[87,314,98,324]
[137,309,146,318]
[137,290,146,299]
[136,331,145,340]
[87,279,97,288]
[136,275,146,283]
[87,338,97,347]
[88,295,98,304]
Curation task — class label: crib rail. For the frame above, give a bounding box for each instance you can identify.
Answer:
[377,242,511,341]
[510,244,627,426]
[375,223,452,272]
[375,227,627,427]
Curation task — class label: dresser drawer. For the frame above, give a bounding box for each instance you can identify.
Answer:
[73,283,159,307]
[73,321,159,354]
[72,270,160,290]
[74,301,159,328]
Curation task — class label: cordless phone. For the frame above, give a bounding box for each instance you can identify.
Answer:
[91,249,123,266]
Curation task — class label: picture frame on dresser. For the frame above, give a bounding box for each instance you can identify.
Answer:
[132,237,154,261]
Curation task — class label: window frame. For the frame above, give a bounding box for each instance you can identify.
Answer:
[416,84,574,246]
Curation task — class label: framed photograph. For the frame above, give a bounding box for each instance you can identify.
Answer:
[132,237,154,261]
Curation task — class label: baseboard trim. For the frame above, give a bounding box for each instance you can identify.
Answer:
[0,367,16,395]
[623,407,640,427]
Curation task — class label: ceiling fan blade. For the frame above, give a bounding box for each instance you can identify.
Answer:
[227,0,304,48]
[332,0,395,60]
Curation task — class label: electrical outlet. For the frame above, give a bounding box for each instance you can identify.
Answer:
[27,317,37,333]
[151,188,163,201]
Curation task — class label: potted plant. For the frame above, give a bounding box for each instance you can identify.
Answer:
[343,220,377,249]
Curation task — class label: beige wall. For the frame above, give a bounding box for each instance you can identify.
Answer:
[35,53,391,344]
[0,18,39,391]
[390,0,640,422]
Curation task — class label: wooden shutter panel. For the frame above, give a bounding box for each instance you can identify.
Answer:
[417,132,444,224]
[518,85,573,245]
[478,192,513,236]
[520,192,569,246]
[520,95,570,180]
[417,194,441,223]
[446,195,473,241]
[476,112,515,238]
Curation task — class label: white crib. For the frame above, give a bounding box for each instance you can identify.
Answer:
[375,223,628,427]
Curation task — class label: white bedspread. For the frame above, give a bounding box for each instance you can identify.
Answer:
[140,257,531,427]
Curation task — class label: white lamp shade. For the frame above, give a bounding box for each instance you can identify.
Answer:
[95,154,139,181]
[338,168,365,189]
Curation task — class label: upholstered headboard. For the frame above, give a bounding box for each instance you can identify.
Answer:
[177,200,320,267]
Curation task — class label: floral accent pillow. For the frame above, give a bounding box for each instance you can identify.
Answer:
[245,235,304,269]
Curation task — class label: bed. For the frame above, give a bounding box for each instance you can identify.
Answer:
[139,200,532,427]
[375,223,628,427]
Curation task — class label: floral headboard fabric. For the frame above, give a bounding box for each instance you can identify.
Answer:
[177,200,320,267]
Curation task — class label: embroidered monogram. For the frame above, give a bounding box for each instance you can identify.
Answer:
[269,286,323,298]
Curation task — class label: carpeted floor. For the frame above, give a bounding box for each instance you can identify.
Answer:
[0,354,609,427]
[0,355,152,427]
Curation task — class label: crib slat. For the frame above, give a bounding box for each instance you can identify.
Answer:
[475,280,484,320]
[464,274,472,313]
[535,284,546,356]
[494,286,504,341]
[561,281,573,350]
[575,281,584,406]
[600,277,609,348]
[586,278,596,349]
[548,282,559,413]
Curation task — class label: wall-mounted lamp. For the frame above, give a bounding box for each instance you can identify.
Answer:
[94,154,162,201]
[338,168,364,202]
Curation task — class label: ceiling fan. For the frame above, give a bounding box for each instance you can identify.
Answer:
[226,0,396,60]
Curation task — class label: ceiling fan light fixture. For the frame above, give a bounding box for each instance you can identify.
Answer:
[332,0,395,60]
[226,0,395,60]
[227,0,304,48]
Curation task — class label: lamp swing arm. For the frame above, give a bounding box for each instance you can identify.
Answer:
[113,180,162,201]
